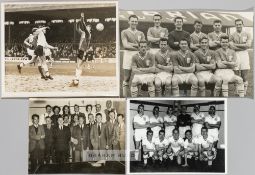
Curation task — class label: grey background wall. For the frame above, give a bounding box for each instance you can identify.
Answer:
[0,0,255,175]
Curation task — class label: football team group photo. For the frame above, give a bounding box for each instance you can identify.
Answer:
[1,1,118,97]
[127,99,226,173]
[119,10,253,98]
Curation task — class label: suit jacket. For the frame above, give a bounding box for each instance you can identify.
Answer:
[90,122,108,150]
[72,124,89,151]
[53,125,71,151]
[43,124,54,147]
[51,114,62,127]
[86,123,94,149]
[106,120,118,146]
[29,125,45,153]
[113,123,125,147]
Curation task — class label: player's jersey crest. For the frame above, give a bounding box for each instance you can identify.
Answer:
[146,59,150,67]
[206,56,211,62]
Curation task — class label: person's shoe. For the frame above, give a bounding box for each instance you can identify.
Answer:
[17,65,22,74]
[47,75,53,80]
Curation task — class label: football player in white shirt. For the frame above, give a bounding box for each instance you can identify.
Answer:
[167,128,185,165]
[142,129,156,168]
[149,106,164,139]
[191,105,205,138]
[182,130,199,167]
[198,127,216,166]
[204,106,221,148]
[154,130,169,164]
[163,106,177,139]
[133,104,150,160]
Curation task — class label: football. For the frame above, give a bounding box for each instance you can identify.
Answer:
[96,23,104,31]
[73,79,79,86]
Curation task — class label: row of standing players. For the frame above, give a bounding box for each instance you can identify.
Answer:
[133,104,221,167]
[121,15,252,97]
[29,103,125,172]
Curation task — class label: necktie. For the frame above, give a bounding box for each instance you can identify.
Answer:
[34,126,38,134]
[98,124,101,136]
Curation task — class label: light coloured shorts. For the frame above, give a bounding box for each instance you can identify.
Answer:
[27,48,35,56]
[174,73,194,84]
[122,50,137,70]
[149,48,160,54]
[44,48,52,57]
[156,72,172,85]
[215,69,235,82]
[196,71,214,83]
[235,50,250,70]
[133,73,155,85]
[134,129,147,142]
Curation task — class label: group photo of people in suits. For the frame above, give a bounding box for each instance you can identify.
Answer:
[28,98,126,174]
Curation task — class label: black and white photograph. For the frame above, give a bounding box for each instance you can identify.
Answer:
[119,10,253,98]
[1,1,118,97]
[28,98,125,174]
[127,98,226,174]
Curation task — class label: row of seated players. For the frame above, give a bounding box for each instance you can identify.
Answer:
[129,36,246,97]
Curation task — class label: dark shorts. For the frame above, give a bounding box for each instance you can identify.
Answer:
[34,45,44,57]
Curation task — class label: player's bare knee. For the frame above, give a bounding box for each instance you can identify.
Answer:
[171,76,178,86]
[236,76,243,85]
[154,77,162,88]
[165,78,172,87]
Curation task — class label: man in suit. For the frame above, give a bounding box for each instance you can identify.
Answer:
[72,115,89,162]
[29,114,45,172]
[106,110,118,150]
[72,104,86,122]
[86,113,95,150]
[53,116,71,164]
[43,116,54,164]
[90,113,109,166]
[104,100,116,122]
[95,104,107,123]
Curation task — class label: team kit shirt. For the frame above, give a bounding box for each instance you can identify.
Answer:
[191,112,205,138]
[142,138,156,157]
[147,26,169,48]
[133,114,150,141]
[190,31,207,50]
[184,138,198,156]
[154,137,169,150]
[155,50,172,67]
[163,115,177,138]
[169,136,184,153]
[197,135,214,149]
[208,31,225,50]
[168,30,191,50]
[230,31,252,70]
[121,28,146,50]
[172,51,196,68]
[149,115,164,138]
[132,52,155,69]
[194,49,216,68]
[204,114,221,141]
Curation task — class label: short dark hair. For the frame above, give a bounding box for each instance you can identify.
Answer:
[88,113,94,118]
[159,37,168,44]
[174,16,183,22]
[220,34,229,41]
[74,104,79,108]
[138,104,144,110]
[179,38,189,44]
[108,109,115,115]
[86,104,92,112]
[201,127,208,132]
[235,18,244,25]
[128,15,138,21]
[185,129,192,135]
[96,113,102,118]
[166,106,173,115]
[53,106,61,112]
[32,114,39,120]
[153,106,159,115]
[153,14,162,19]
[194,20,202,25]
[146,127,153,135]
[62,105,70,114]
[172,128,179,134]
[45,105,51,109]
[213,19,222,24]
[209,105,216,110]
[138,40,147,47]
[45,116,51,120]
[63,114,69,119]
[199,36,209,43]
[117,114,124,119]
[78,115,85,120]
[159,129,165,135]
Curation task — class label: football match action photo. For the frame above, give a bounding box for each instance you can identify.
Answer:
[126,98,227,174]
[28,98,125,174]
[119,10,254,98]
[1,1,118,97]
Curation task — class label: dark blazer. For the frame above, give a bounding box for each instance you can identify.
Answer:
[72,124,89,151]
[90,122,108,150]
[106,120,118,146]
[86,123,94,149]
[53,125,71,151]
[43,124,54,147]
[29,125,45,153]
[51,114,62,126]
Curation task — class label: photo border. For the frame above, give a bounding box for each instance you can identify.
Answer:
[126,97,228,175]
[1,1,119,98]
